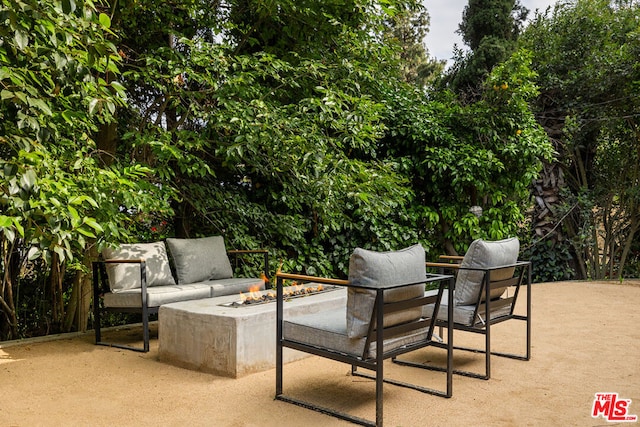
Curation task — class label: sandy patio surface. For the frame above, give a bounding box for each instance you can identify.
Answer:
[1,280,639,426]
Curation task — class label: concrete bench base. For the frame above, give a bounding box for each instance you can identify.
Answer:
[158,287,347,378]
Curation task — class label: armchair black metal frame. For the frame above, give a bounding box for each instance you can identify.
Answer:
[275,272,455,427]
[92,249,269,353]
[394,260,531,380]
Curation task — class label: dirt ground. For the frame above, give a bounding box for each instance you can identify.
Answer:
[1,280,639,427]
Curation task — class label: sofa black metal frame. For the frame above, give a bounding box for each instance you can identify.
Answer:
[275,271,454,427]
[394,256,531,380]
[92,249,269,352]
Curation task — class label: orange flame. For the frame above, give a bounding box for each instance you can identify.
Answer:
[238,281,327,305]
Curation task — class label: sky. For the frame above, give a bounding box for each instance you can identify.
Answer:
[424,0,560,64]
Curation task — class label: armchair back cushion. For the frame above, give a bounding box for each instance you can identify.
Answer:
[455,237,519,306]
[102,242,176,292]
[346,244,426,338]
[166,236,233,285]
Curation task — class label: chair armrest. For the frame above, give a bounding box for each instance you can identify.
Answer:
[427,254,463,272]
[276,272,451,290]
[439,255,463,262]
[455,259,531,272]
[102,258,146,264]
[426,262,461,269]
[275,272,349,287]
[227,249,268,255]
[92,258,148,298]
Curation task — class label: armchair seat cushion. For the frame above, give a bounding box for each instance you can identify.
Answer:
[424,290,512,326]
[284,306,430,359]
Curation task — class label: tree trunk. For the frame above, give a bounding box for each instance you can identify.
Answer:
[1,237,21,340]
[0,244,19,340]
[531,162,565,245]
[63,246,97,332]
[618,215,640,280]
[97,122,118,166]
[48,252,66,332]
[563,218,588,279]
[70,68,118,332]
[63,272,79,332]
[439,220,457,256]
[61,118,116,333]
[590,220,601,279]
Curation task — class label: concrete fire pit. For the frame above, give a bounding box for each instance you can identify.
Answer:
[158,286,347,378]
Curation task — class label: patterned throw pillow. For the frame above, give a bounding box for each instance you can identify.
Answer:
[102,241,176,292]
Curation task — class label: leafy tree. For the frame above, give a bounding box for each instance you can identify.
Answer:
[107,0,423,279]
[0,0,555,340]
[520,0,640,280]
[445,0,529,99]
[381,49,554,255]
[382,1,445,86]
[0,0,171,339]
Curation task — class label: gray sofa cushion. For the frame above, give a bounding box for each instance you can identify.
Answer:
[455,238,519,306]
[102,278,266,308]
[203,277,265,297]
[103,284,212,308]
[346,244,426,338]
[166,236,233,284]
[102,242,176,292]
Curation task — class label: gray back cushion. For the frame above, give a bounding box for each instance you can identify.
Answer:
[166,236,233,284]
[455,237,519,306]
[346,244,426,338]
[102,242,176,292]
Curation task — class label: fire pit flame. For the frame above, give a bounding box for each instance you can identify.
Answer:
[224,283,331,307]
[239,285,264,304]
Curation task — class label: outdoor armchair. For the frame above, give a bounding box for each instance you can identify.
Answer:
[394,237,531,380]
[275,244,454,427]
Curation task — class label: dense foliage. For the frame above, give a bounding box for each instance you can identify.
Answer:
[0,0,569,340]
[0,0,173,338]
[520,0,640,280]
[111,0,422,278]
[381,50,552,255]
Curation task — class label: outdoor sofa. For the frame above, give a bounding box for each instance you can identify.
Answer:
[92,235,268,352]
